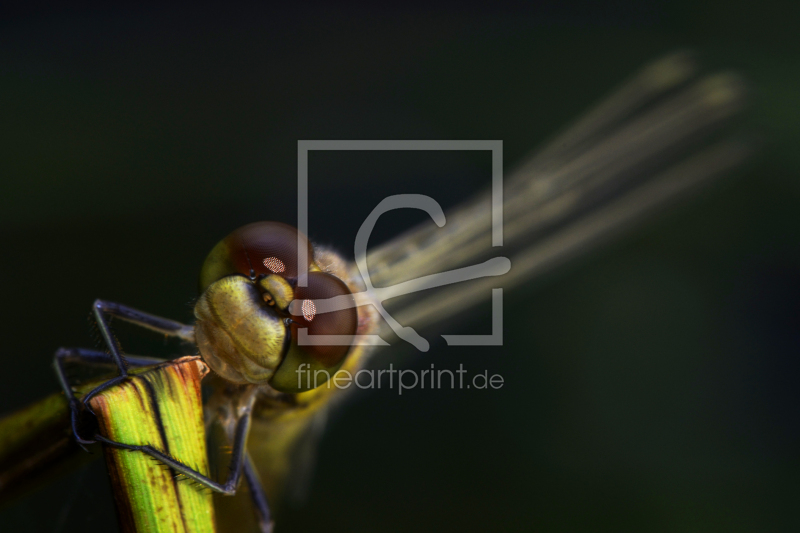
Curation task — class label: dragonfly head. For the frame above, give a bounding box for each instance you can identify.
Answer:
[194,222,358,393]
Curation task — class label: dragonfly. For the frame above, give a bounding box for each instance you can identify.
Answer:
[0,52,748,532]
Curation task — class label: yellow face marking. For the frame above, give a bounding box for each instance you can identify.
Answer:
[257,275,294,311]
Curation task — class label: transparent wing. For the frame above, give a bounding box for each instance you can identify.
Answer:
[355,52,747,334]
[392,139,748,329]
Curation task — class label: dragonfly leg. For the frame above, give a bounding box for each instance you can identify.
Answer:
[244,453,274,533]
[93,398,254,496]
[55,300,195,444]
[89,299,194,379]
[55,347,167,372]
[54,302,260,502]
[92,299,196,343]
[54,347,167,445]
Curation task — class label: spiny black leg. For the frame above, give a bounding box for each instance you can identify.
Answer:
[92,395,254,495]
[90,299,195,382]
[244,454,274,533]
[55,301,194,444]
[93,300,195,343]
[55,302,255,499]
[56,347,166,371]
[91,301,131,378]
[88,301,193,405]
[54,347,167,445]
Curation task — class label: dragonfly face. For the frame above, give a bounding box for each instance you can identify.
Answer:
[195,221,361,393]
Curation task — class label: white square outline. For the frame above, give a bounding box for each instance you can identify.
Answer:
[297,140,503,347]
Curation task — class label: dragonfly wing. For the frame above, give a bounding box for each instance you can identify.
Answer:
[391,138,750,331]
[355,53,747,333]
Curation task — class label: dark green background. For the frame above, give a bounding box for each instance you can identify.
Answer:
[1,3,798,532]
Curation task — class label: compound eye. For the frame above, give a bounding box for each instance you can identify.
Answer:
[289,272,358,368]
[199,221,313,292]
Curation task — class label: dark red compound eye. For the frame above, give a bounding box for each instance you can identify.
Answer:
[199,221,314,292]
[289,272,358,368]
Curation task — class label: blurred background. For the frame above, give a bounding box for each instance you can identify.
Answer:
[1,2,798,532]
